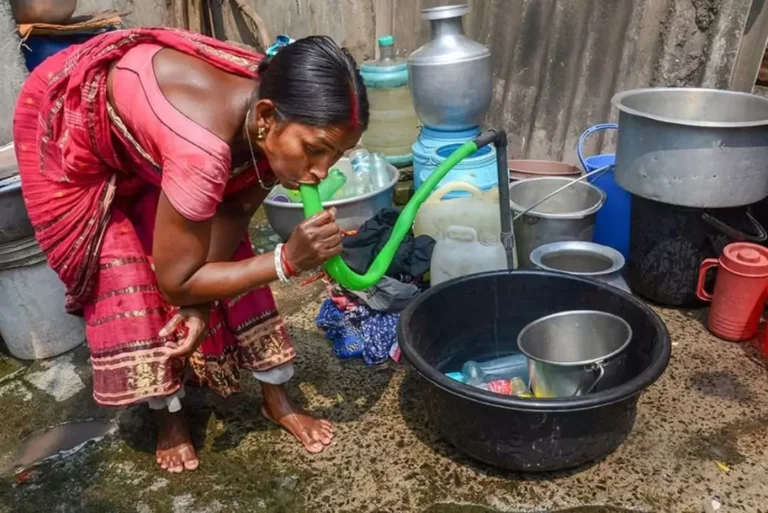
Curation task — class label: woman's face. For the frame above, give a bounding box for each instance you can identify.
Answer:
[254,100,361,190]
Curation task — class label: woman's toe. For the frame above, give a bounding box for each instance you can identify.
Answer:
[301,433,324,453]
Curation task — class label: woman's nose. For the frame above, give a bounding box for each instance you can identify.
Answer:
[309,167,328,183]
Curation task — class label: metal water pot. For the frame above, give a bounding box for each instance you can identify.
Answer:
[408,4,492,130]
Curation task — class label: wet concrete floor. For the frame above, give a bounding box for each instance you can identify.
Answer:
[0,218,767,512]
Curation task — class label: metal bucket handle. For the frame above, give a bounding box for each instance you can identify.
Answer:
[573,361,606,397]
[577,123,618,171]
[701,211,767,243]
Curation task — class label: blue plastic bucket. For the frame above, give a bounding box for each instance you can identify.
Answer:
[419,142,498,199]
[578,123,630,259]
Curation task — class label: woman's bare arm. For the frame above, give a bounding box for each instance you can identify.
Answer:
[153,190,342,306]
[207,184,268,262]
[153,191,278,306]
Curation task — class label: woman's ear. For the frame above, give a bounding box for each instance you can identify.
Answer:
[255,99,277,132]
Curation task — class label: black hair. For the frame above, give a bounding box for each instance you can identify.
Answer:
[257,35,369,132]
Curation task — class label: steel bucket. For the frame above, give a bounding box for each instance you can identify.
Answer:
[518,310,633,399]
[509,177,605,268]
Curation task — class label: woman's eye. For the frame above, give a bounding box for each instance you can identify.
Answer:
[305,145,324,156]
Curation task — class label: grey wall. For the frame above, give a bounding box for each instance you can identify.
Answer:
[219,0,767,163]
[76,0,169,27]
[0,0,169,145]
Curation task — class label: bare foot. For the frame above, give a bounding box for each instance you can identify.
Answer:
[261,382,334,454]
[155,410,199,473]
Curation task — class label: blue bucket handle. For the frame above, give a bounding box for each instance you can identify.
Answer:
[577,123,618,171]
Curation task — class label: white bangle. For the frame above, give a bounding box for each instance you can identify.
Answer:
[274,244,290,282]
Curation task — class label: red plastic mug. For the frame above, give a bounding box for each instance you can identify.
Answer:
[696,242,768,341]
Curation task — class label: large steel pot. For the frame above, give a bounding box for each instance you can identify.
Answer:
[509,177,605,269]
[263,158,399,241]
[612,88,768,208]
[0,175,34,245]
[408,4,492,130]
[10,0,77,24]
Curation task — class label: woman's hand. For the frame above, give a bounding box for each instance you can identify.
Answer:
[284,208,342,272]
[161,305,211,359]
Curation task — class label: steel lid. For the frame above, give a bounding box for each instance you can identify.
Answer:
[421,4,470,20]
[722,242,768,276]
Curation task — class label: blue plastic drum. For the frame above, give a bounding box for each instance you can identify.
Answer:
[22,29,113,71]
[419,142,498,200]
[412,126,481,190]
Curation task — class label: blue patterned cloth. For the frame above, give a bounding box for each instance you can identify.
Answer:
[315,299,400,365]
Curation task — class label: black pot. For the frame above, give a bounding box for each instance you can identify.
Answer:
[397,270,670,472]
[628,196,766,307]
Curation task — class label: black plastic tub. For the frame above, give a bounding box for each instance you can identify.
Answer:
[397,270,670,472]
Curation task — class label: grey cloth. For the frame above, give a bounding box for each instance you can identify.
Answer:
[347,276,420,313]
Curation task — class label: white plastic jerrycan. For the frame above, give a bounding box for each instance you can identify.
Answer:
[430,225,508,287]
[413,181,501,243]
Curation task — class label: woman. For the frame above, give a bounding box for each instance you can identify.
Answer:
[13,28,369,473]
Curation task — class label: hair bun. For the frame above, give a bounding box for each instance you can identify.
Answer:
[257,58,270,77]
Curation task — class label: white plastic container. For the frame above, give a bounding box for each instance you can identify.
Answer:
[0,244,85,360]
[413,181,501,243]
[430,225,507,287]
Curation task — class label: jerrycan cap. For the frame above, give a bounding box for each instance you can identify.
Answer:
[722,242,768,276]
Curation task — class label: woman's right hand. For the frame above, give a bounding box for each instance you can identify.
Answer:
[283,207,342,272]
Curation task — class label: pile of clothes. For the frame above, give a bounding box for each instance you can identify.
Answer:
[315,209,435,366]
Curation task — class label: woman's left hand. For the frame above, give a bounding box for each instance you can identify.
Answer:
[161,306,211,359]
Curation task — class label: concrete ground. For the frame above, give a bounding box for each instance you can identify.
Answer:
[1,218,768,513]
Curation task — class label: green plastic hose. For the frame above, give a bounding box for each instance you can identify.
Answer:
[299,139,480,290]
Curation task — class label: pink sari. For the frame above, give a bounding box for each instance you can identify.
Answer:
[14,28,294,405]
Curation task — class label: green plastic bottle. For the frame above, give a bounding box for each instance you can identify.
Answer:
[285,168,347,203]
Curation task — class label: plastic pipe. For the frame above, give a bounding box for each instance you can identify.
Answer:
[299,138,481,290]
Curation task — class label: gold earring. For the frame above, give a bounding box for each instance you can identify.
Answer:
[257,127,266,140]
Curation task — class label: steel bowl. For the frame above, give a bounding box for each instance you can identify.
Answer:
[529,240,629,291]
[263,158,399,241]
[518,310,633,399]
[10,0,78,24]
[0,175,34,245]
[612,88,768,208]
[0,143,18,181]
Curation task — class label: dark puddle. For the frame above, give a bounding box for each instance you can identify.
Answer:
[10,420,115,473]
[425,506,641,513]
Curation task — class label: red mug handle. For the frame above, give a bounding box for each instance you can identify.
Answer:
[696,259,720,302]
